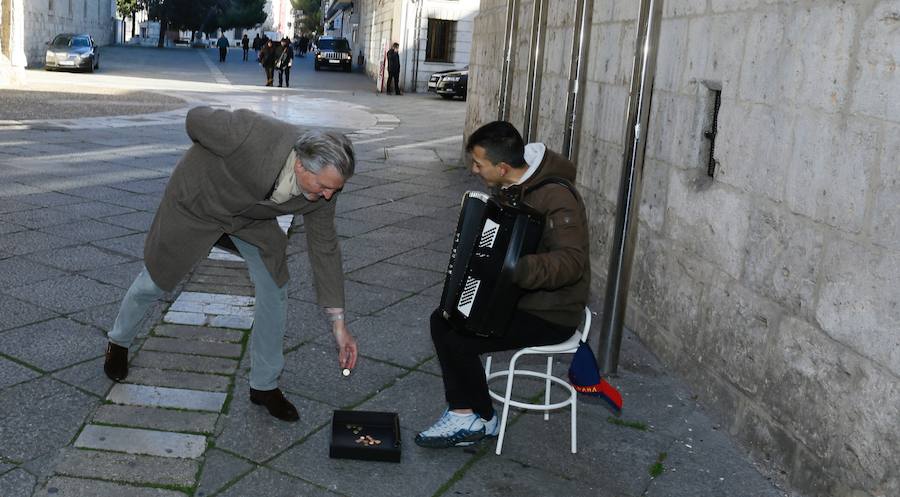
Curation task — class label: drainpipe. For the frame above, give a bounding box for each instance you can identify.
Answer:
[411,0,423,92]
[598,0,664,374]
[522,0,548,142]
[562,0,593,160]
[497,0,519,121]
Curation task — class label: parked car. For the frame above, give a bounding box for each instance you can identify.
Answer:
[434,67,468,100]
[45,33,99,72]
[314,36,352,72]
[427,68,460,92]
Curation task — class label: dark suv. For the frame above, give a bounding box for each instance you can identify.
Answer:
[314,36,352,72]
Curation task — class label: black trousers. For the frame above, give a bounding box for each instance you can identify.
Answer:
[430,309,574,420]
[219,47,227,62]
[278,67,290,87]
[264,66,274,86]
[386,71,400,94]
[242,48,249,61]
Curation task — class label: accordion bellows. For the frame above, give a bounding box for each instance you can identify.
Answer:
[439,191,544,338]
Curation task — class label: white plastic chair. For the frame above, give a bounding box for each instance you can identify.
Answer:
[484,307,592,455]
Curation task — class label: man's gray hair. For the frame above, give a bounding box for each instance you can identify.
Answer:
[292,130,356,179]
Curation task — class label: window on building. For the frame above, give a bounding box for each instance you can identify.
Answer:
[49,0,54,11]
[425,19,455,63]
[83,0,87,18]
[68,0,73,16]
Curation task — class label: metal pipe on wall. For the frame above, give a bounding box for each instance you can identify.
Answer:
[522,0,548,142]
[562,0,593,160]
[497,0,519,121]
[597,0,664,374]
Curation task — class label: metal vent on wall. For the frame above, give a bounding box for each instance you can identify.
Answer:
[702,81,722,178]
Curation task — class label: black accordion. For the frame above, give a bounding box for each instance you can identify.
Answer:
[439,191,544,338]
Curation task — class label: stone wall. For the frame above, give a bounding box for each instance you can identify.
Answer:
[466,1,900,496]
[22,0,116,68]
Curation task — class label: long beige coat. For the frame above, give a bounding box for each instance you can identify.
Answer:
[143,106,344,307]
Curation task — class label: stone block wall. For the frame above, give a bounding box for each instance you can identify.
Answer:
[22,0,116,68]
[466,1,900,496]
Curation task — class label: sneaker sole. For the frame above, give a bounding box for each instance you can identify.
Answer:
[415,430,486,449]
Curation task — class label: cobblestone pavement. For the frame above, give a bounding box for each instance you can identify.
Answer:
[0,46,792,497]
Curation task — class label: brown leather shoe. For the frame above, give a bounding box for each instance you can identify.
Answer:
[104,342,128,382]
[250,388,299,422]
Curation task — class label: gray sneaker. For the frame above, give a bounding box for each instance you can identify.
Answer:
[415,410,487,448]
[482,410,499,438]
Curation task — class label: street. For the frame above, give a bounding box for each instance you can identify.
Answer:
[0,46,786,497]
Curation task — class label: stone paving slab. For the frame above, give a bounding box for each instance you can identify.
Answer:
[154,323,244,343]
[92,233,147,259]
[0,294,57,332]
[74,425,207,459]
[0,356,40,389]
[0,468,36,497]
[194,448,255,497]
[127,366,231,392]
[107,383,227,412]
[53,447,200,487]
[142,336,243,358]
[214,383,333,463]
[334,314,434,368]
[26,244,134,272]
[79,260,145,290]
[132,350,239,375]
[446,455,611,497]
[39,218,137,243]
[643,410,785,497]
[92,404,218,434]
[3,275,123,314]
[348,262,444,293]
[0,318,106,371]
[41,476,188,497]
[269,426,475,497]
[51,357,114,397]
[280,342,406,408]
[0,378,98,462]
[215,467,339,497]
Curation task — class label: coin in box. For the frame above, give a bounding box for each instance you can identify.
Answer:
[329,410,401,463]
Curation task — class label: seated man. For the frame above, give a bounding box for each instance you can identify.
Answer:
[416,121,590,448]
[103,106,359,422]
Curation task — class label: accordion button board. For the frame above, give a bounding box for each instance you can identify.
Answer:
[439,191,544,338]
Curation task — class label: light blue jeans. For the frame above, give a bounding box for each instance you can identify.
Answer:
[109,235,288,391]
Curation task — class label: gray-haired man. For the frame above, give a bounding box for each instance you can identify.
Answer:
[103,106,358,422]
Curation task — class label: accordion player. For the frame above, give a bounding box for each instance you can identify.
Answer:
[439,191,544,338]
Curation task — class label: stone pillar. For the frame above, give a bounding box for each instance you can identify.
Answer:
[0,0,26,86]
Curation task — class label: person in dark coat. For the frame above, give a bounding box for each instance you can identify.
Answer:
[259,38,277,86]
[252,33,262,54]
[216,34,229,62]
[275,37,294,87]
[415,121,591,448]
[386,42,401,95]
[241,34,250,61]
[102,107,360,422]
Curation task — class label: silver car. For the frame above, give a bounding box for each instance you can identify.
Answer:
[45,33,100,72]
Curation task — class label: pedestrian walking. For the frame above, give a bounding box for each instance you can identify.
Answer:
[276,37,294,88]
[299,35,309,57]
[252,33,262,54]
[241,34,250,61]
[386,42,401,95]
[217,34,229,62]
[102,106,359,422]
[259,38,277,86]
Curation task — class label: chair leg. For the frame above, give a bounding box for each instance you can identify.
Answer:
[484,356,492,377]
[544,356,553,421]
[571,395,578,454]
[495,357,518,455]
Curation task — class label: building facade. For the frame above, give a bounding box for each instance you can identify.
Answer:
[0,0,115,83]
[353,0,479,92]
[465,2,900,496]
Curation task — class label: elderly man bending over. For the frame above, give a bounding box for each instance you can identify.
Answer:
[103,106,358,422]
